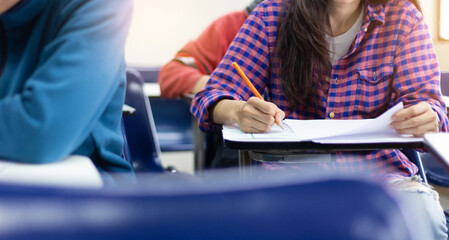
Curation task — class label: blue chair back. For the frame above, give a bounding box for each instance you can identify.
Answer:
[0,174,429,240]
[135,67,193,152]
[123,69,164,172]
[441,72,449,96]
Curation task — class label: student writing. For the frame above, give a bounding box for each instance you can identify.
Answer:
[191,0,448,238]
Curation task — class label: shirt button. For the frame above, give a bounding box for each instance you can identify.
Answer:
[364,27,368,32]
[334,78,338,84]
[325,77,330,83]
[329,112,335,119]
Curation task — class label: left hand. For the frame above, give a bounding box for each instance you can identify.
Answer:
[390,102,440,137]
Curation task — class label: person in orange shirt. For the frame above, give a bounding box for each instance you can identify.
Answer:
[158,0,263,168]
[159,0,263,99]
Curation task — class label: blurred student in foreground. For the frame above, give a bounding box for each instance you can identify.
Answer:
[0,0,134,184]
[158,0,263,168]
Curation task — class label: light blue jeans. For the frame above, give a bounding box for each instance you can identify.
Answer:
[390,176,448,240]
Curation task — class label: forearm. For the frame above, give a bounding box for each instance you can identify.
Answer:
[211,99,245,125]
[158,61,204,99]
[190,75,210,95]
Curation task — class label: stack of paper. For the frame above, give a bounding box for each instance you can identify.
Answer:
[223,102,423,144]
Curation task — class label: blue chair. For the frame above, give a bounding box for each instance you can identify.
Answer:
[135,67,193,152]
[0,173,431,240]
[149,97,193,151]
[123,69,164,172]
[442,72,449,98]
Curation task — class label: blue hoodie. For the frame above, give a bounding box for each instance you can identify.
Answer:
[0,0,134,183]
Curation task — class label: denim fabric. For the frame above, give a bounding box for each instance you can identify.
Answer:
[391,176,448,240]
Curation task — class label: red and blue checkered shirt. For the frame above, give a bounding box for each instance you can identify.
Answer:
[191,0,448,178]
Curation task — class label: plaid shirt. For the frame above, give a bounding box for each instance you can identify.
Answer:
[191,0,448,178]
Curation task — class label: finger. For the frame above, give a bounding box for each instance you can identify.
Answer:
[391,109,436,130]
[394,122,439,137]
[249,98,285,125]
[246,97,284,127]
[241,105,276,127]
[240,116,273,133]
[248,97,278,116]
[274,110,285,129]
[392,102,429,122]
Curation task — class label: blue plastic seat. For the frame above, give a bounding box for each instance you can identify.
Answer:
[0,172,430,240]
[135,67,194,152]
[123,69,164,172]
[149,97,193,151]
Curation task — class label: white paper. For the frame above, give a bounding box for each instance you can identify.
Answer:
[424,133,449,164]
[222,102,423,143]
[0,155,103,188]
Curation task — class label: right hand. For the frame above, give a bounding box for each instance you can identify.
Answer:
[236,97,285,133]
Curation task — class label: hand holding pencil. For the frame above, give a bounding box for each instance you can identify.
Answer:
[232,62,285,132]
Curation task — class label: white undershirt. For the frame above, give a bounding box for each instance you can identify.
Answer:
[328,7,364,66]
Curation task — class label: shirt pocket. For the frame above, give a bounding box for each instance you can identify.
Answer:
[356,64,394,117]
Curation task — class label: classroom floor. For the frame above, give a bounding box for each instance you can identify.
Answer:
[160,151,194,175]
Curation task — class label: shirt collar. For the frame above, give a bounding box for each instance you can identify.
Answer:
[363,0,386,27]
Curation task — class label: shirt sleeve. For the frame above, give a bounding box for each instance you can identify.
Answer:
[158,11,248,99]
[191,7,271,131]
[158,60,205,99]
[392,3,448,132]
[0,0,132,163]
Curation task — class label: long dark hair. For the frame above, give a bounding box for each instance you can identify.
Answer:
[275,0,422,108]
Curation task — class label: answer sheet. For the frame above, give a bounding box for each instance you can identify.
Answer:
[222,102,423,143]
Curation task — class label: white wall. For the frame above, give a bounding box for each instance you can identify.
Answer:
[125,0,253,67]
[422,0,449,71]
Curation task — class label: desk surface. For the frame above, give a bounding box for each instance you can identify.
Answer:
[144,82,161,97]
[425,133,449,170]
[122,104,136,116]
[0,155,103,188]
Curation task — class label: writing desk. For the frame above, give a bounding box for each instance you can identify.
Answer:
[143,82,161,97]
[424,133,449,172]
[224,138,424,181]
[122,104,136,116]
[0,155,103,188]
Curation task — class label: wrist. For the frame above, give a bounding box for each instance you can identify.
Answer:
[434,111,442,131]
[211,99,244,125]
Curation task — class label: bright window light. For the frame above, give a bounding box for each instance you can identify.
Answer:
[441,0,449,40]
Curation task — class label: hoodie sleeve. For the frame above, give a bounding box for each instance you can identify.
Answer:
[0,0,132,163]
